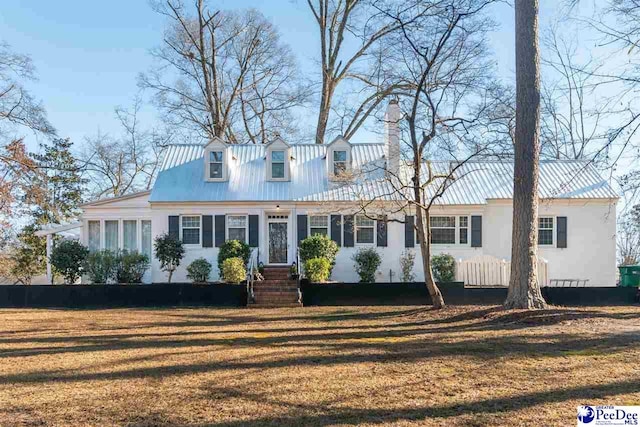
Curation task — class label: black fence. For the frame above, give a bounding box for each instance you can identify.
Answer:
[301,281,640,306]
[0,283,247,308]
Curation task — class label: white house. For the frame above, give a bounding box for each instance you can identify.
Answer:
[80,103,619,286]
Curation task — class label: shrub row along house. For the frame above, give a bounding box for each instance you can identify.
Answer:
[79,102,618,288]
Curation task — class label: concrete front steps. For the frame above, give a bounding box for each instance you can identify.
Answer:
[248,266,302,308]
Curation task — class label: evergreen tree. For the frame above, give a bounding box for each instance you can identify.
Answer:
[31,137,85,225]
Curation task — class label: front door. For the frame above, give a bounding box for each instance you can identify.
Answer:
[268,221,288,264]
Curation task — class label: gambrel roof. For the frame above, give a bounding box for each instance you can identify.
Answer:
[149,143,618,204]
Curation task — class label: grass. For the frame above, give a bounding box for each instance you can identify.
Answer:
[0,305,639,426]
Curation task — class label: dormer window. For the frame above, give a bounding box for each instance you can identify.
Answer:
[333,150,347,176]
[265,138,291,181]
[204,137,229,182]
[209,151,224,179]
[271,151,285,179]
[327,136,352,180]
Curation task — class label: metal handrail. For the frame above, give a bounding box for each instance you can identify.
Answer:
[296,248,302,305]
[246,248,256,304]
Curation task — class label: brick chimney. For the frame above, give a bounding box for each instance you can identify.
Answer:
[384,100,401,177]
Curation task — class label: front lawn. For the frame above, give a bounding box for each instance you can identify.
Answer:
[0,305,638,426]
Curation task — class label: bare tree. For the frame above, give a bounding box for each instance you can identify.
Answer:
[346,0,497,309]
[307,0,405,144]
[504,0,547,309]
[618,205,640,266]
[80,98,168,199]
[0,43,53,226]
[141,1,308,144]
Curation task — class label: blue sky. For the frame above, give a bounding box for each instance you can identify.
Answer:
[1,0,566,150]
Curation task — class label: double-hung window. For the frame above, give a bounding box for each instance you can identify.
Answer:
[227,215,247,242]
[88,221,101,252]
[333,150,347,176]
[123,220,137,252]
[105,220,119,251]
[459,216,469,244]
[430,216,456,244]
[209,151,224,179]
[182,216,201,245]
[309,215,329,236]
[271,151,285,179]
[355,215,375,244]
[538,217,554,245]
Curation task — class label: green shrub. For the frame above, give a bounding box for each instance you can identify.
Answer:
[399,249,416,282]
[187,258,212,283]
[154,233,185,283]
[50,240,89,284]
[10,225,46,285]
[304,257,330,283]
[352,247,381,283]
[222,257,246,284]
[431,253,455,282]
[83,250,117,284]
[115,251,149,284]
[218,240,250,277]
[299,234,339,265]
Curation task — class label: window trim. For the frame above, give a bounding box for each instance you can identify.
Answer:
[333,150,348,177]
[208,150,224,180]
[180,215,202,246]
[412,215,473,247]
[308,214,330,237]
[355,214,375,245]
[429,215,457,245]
[538,216,555,246]
[226,214,248,243]
[458,216,469,245]
[270,150,286,179]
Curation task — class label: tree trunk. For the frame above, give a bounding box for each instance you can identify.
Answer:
[168,269,173,284]
[416,209,445,309]
[315,80,332,144]
[505,0,547,310]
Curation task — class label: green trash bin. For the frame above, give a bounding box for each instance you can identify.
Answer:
[618,265,640,287]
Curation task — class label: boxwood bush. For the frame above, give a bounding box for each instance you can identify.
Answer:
[431,254,455,282]
[352,247,381,283]
[218,240,250,277]
[50,240,89,284]
[115,251,149,284]
[304,257,330,283]
[83,250,117,284]
[222,257,246,284]
[187,258,212,283]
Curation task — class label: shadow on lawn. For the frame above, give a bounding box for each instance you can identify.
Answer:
[202,378,640,427]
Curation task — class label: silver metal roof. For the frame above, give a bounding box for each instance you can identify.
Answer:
[150,144,618,204]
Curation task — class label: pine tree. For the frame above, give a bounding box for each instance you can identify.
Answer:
[31,137,85,225]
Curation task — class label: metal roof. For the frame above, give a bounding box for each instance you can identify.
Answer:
[150,144,618,204]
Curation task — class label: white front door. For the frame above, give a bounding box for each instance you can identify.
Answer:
[267,215,289,264]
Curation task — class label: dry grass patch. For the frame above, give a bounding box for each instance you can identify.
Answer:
[0,305,638,426]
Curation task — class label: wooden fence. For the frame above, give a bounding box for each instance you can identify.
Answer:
[456,255,549,288]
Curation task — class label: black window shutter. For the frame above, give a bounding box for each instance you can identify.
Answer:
[202,215,213,247]
[331,215,342,247]
[377,215,388,247]
[343,215,354,247]
[405,215,415,248]
[168,216,179,240]
[471,215,482,247]
[297,215,308,245]
[557,216,567,248]
[248,215,259,247]
[214,215,225,247]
